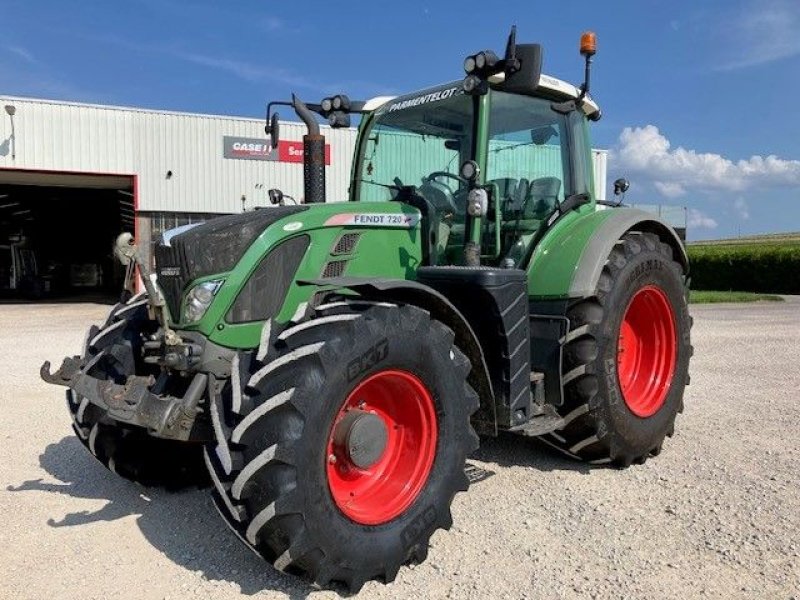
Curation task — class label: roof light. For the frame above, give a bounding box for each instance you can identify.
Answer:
[463,55,476,74]
[475,50,498,70]
[332,94,350,111]
[580,31,597,57]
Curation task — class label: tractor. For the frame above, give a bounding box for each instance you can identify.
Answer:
[41,28,692,592]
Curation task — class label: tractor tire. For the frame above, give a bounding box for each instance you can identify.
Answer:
[543,231,692,467]
[68,293,208,490]
[205,300,479,592]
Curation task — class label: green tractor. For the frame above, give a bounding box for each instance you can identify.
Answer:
[42,28,691,592]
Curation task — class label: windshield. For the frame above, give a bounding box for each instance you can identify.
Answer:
[354,85,474,224]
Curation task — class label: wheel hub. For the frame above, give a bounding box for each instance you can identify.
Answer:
[325,369,438,526]
[333,409,389,469]
[617,284,678,418]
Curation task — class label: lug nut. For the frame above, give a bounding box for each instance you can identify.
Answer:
[328,453,337,464]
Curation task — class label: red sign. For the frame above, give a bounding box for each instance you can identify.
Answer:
[277,140,332,165]
[223,136,332,164]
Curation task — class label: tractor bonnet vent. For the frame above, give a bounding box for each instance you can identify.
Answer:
[322,259,348,278]
[332,233,361,255]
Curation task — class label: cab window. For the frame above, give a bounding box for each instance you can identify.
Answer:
[485,92,570,266]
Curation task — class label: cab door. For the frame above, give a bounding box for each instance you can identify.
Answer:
[483,92,573,267]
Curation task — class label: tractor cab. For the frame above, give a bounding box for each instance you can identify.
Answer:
[352,76,598,269]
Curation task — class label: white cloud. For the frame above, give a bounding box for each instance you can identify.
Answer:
[5,46,39,65]
[176,51,314,88]
[687,209,718,230]
[612,125,800,197]
[734,198,750,220]
[716,0,800,70]
[654,182,686,198]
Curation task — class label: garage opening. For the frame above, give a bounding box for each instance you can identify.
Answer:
[0,170,134,302]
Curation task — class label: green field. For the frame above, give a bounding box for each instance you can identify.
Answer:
[689,290,784,304]
[687,232,800,295]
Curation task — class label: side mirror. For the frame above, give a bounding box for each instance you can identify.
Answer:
[268,188,284,205]
[502,43,543,95]
[265,112,280,150]
[613,178,630,196]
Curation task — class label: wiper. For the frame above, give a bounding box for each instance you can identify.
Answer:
[490,141,534,154]
[356,179,402,192]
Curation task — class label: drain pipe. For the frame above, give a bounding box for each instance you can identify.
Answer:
[292,94,326,204]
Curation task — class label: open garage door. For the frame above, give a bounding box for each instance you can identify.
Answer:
[0,169,135,301]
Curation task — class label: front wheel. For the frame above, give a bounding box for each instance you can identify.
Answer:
[545,231,692,466]
[204,301,479,592]
[68,293,208,489]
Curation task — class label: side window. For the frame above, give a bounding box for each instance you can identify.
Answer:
[486,92,570,265]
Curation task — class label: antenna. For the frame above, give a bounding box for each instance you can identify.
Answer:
[504,25,520,72]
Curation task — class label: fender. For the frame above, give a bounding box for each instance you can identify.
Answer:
[299,276,498,436]
[569,208,688,298]
[528,207,688,299]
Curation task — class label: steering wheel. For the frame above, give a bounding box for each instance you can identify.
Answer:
[420,171,467,214]
[424,171,467,187]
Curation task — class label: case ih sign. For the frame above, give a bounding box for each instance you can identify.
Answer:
[223,136,331,164]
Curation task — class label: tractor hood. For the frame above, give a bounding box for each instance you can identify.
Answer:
[154,206,308,319]
[152,201,422,344]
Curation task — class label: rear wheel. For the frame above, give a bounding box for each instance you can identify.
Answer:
[204,301,478,592]
[544,231,692,466]
[68,293,208,489]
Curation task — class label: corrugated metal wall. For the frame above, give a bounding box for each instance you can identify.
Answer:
[593,149,608,200]
[0,96,357,213]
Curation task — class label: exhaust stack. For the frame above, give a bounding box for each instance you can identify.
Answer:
[292,94,326,204]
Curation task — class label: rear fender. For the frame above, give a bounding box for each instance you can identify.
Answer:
[528,207,687,299]
[569,209,688,298]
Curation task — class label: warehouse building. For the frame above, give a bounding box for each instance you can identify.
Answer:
[0,95,608,301]
[0,96,356,299]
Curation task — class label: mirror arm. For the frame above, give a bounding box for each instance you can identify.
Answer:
[266,100,292,125]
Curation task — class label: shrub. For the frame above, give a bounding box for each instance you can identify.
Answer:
[688,241,800,294]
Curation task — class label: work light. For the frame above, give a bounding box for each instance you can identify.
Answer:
[463,55,476,74]
[184,280,223,323]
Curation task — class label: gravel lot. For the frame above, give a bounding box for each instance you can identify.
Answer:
[1,299,798,600]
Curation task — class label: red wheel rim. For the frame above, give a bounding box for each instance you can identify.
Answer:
[617,285,677,418]
[326,369,438,525]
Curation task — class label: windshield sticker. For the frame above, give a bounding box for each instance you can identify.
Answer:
[387,87,461,112]
[324,213,421,228]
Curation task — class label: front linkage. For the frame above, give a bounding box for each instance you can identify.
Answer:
[41,287,217,444]
[41,355,207,442]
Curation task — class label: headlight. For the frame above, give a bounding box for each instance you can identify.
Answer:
[183,280,223,323]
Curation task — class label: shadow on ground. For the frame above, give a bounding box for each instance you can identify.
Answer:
[8,431,596,596]
[7,436,316,598]
[471,432,594,475]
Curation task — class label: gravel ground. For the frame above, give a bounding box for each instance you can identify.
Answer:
[0,299,798,600]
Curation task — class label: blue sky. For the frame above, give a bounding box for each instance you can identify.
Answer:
[1,0,798,239]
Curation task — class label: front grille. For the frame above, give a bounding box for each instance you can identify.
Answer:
[154,243,189,320]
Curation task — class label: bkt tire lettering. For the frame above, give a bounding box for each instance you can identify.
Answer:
[347,339,389,381]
